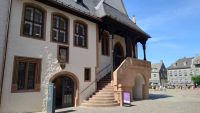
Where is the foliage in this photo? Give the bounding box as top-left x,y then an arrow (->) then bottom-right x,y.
192,75 -> 200,85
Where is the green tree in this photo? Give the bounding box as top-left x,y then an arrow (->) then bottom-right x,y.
192,75 -> 200,86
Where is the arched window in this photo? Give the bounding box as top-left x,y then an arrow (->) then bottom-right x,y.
22,4 -> 45,39
74,20 -> 88,48
101,31 -> 109,56
52,14 -> 69,44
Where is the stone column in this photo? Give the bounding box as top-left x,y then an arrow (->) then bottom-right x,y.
142,42 -> 146,61
143,84 -> 149,99
132,40 -> 137,59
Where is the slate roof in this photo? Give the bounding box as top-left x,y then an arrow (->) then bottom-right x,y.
168,57 -> 194,70
193,56 -> 200,65
97,3 -> 150,38
46,0 -> 150,38
152,62 -> 162,73
50,0 -> 99,17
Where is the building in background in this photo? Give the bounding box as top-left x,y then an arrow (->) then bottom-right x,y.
192,56 -> 200,76
150,60 -> 167,86
167,57 -> 194,86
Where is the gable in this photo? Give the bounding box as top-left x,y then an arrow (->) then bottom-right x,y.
104,0 -> 128,15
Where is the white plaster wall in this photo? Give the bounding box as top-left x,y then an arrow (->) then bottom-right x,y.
0,0 -> 9,94
1,0 -> 97,112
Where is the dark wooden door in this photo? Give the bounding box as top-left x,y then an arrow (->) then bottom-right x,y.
62,77 -> 74,107
113,43 -> 124,70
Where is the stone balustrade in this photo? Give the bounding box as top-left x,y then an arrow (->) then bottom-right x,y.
112,57 -> 151,106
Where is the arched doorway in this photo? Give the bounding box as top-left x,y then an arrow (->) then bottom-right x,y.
133,75 -> 145,100
113,43 -> 124,70
53,76 -> 74,108
50,72 -> 79,109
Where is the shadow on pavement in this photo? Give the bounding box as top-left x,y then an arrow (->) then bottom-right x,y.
149,93 -> 173,100
56,110 -> 76,113
123,103 -> 136,107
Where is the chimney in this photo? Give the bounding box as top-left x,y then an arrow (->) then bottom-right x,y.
132,16 -> 136,24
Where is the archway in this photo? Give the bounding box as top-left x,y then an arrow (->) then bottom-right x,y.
50,72 -> 79,109
133,75 -> 145,100
113,43 -> 124,70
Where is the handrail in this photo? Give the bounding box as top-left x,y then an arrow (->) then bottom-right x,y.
80,64 -> 111,95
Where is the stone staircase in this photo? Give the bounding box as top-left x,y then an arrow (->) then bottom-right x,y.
81,74 -> 119,107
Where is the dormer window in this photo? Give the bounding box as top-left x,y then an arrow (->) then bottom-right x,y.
76,0 -> 83,4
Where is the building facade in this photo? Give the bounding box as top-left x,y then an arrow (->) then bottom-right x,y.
192,56 -> 200,76
0,0 -> 151,112
167,57 -> 194,86
150,60 -> 167,86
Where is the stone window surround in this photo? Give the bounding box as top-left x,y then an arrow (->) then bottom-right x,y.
11,56 -> 41,93
20,3 -> 47,41
84,67 -> 91,82
51,12 -> 70,45
21,2 -> 90,49
73,20 -> 88,49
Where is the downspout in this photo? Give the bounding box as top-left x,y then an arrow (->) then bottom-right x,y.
0,0 -> 13,104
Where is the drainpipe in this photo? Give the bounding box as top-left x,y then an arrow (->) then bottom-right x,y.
0,0 -> 13,104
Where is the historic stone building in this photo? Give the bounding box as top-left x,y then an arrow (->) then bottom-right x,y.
167,57 -> 194,85
0,0 -> 151,112
150,60 -> 167,86
192,56 -> 200,76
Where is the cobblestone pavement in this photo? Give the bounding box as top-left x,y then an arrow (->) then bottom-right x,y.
55,89 -> 200,113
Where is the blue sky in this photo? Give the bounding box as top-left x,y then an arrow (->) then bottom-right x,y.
124,0 -> 200,67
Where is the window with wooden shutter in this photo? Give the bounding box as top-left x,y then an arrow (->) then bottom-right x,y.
12,56 -> 41,93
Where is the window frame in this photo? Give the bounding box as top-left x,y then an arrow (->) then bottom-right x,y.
73,20 -> 88,49
84,68 -> 91,82
11,56 -> 41,93
51,13 -> 70,45
101,31 -> 110,56
20,3 -> 46,40
57,45 -> 69,63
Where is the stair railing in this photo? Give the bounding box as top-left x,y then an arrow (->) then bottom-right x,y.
79,64 -> 112,95
96,64 -> 112,81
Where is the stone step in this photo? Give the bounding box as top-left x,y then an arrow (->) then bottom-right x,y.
96,91 -> 114,95
82,102 -> 119,107
84,100 -> 117,103
97,85 -> 112,89
93,94 -> 114,98
90,96 -> 115,100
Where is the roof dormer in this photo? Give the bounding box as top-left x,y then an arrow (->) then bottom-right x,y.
75,0 -> 83,4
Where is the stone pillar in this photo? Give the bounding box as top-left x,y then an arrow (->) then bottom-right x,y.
143,85 -> 149,99
142,42 -> 146,61
132,40 -> 137,59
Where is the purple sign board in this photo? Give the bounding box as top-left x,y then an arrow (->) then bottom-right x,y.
123,91 -> 131,104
